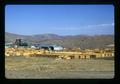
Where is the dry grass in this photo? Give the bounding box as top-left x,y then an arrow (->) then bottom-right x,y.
5,56 -> 114,79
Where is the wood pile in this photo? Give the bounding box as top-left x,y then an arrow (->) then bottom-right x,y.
5,47 -> 114,59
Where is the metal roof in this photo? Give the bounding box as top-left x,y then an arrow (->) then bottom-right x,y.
33,44 -> 63,47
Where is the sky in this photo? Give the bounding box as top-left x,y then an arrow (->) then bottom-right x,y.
5,5 -> 114,36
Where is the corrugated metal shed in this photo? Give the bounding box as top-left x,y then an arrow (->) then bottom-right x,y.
32,44 -> 63,51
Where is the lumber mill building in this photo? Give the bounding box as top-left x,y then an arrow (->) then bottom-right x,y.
31,43 -> 64,51
5,38 -> 64,51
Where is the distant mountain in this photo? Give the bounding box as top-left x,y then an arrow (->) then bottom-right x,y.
31,33 -> 63,40
5,32 -> 63,43
5,32 -> 31,43
5,32 -> 114,49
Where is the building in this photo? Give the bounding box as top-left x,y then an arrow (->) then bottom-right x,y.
5,43 -> 13,48
31,44 -> 63,51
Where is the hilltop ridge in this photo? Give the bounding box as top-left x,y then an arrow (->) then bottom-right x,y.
5,32 -> 114,49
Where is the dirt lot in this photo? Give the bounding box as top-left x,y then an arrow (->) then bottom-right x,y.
5,56 -> 114,79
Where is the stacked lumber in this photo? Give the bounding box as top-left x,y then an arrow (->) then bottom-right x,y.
5,47 -> 114,59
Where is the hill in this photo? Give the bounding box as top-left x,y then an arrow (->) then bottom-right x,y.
5,32 -> 114,49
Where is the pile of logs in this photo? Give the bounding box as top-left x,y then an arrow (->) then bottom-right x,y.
5,48 -> 114,59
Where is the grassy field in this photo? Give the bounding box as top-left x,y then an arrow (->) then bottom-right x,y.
5,56 -> 114,79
